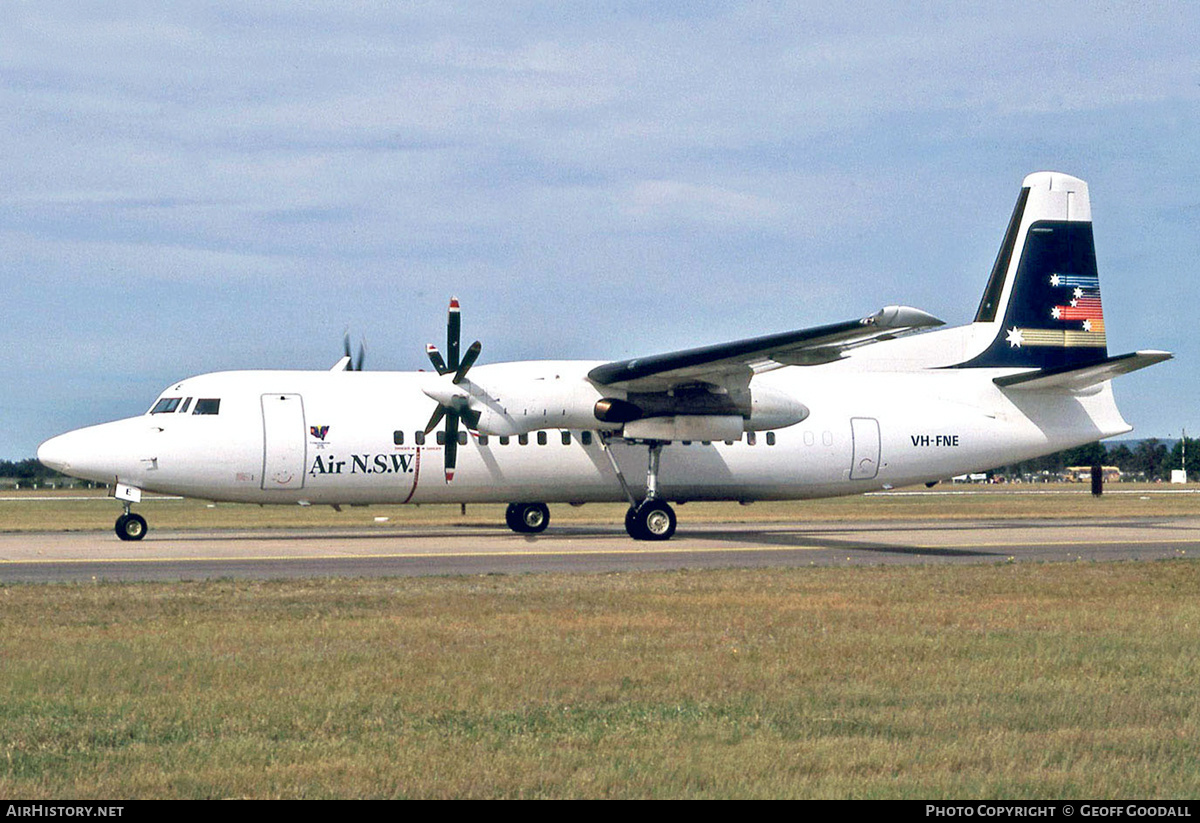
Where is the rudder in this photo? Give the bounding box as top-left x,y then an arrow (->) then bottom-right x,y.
961,172 -> 1109,370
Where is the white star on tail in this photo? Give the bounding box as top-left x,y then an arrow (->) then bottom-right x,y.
1006,327 -> 1024,348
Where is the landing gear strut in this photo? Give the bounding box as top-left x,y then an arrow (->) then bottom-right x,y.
115,504 -> 148,541
506,502 -> 550,534
625,440 -> 676,541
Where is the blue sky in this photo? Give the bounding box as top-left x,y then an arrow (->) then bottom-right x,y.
3,2 -> 1197,458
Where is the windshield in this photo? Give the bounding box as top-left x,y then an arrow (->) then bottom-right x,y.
149,397 -> 181,414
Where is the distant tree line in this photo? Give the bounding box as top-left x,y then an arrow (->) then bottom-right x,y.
0,459 -> 65,481
994,437 -> 1198,481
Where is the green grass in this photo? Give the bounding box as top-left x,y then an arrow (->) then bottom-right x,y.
2,483 -> 1198,532
4,562 -> 1200,798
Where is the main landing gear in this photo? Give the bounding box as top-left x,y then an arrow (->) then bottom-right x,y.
623,440 -> 676,541
503,439 -> 678,541
506,502 -> 550,534
625,497 -> 676,541
115,506 -> 148,541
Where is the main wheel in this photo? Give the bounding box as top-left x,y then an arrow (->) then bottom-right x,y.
506,502 -> 550,534
505,503 -> 521,531
626,499 -> 676,541
115,512 -> 148,541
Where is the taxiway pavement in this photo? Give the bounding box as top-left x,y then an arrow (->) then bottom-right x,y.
1,516 -> 1197,582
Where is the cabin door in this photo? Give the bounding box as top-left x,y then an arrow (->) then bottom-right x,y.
850,417 -> 880,480
261,393 -> 307,490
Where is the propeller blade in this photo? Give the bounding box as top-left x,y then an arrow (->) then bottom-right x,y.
423,405 -> 446,434
355,341 -> 366,371
447,297 -> 461,373
426,344 -> 448,375
444,410 -> 459,482
453,341 -> 482,384
343,330 -> 352,360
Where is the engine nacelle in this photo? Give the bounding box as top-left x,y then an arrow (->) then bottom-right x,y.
623,415 -> 744,442
746,385 -> 809,431
430,363 -> 809,438
593,383 -> 808,433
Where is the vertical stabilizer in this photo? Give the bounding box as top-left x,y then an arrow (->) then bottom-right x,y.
961,172 -> 1108,369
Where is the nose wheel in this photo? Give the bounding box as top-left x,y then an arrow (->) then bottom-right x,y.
115,511 -> 148,541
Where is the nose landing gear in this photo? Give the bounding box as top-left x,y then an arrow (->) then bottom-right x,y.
115,507 -> 148,541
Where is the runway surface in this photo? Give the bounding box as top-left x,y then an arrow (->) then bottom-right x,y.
2,516 -> 1198,582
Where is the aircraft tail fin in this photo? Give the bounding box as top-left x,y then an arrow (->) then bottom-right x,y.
961,172 -> 1111,370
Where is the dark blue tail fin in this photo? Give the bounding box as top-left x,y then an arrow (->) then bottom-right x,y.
961,172 -> 1109,370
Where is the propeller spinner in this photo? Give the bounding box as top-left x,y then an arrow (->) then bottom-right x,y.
423,298 -> 482,482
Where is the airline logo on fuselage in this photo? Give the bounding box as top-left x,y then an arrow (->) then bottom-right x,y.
309,453 -> 417,476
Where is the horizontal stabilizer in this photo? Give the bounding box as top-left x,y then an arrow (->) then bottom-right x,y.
994,350 -> 1172,391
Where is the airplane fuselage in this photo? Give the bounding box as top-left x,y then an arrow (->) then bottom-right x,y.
39,355 -> 1127,507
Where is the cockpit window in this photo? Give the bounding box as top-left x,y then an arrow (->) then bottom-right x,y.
193,399 -> 221,415
150,397 -> 182,414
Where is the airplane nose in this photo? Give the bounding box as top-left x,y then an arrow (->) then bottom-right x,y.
37,433 -> 73,473
37,419 -> 151,483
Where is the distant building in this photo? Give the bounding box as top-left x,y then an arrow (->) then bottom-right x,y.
1064,466 -> 1122,482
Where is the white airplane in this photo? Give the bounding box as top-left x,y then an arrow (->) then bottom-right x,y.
38,172 -> 1171,542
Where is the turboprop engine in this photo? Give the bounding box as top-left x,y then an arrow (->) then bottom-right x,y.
418,299 -> 807,452
424,366 -> 808,441
593,383 -> 808,441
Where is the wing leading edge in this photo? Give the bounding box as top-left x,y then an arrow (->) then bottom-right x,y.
587,305 -> 943,392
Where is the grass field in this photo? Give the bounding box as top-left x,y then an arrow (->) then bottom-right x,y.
3,487 -> 1199,798
2,483 -> 1199,532
3,561 -> 1200,798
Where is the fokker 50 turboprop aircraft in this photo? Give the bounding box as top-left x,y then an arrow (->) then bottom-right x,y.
39,172 -> 1172,541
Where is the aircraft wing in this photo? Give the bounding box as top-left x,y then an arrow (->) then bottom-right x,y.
588,305 -> 943,392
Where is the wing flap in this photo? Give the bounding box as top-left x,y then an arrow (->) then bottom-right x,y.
588,305 -> 943,391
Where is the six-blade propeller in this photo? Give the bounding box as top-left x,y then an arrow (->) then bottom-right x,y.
423,298 -> 482,482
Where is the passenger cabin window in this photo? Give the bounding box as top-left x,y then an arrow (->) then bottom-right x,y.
150,398 -> 181,414
581,431 -> 593,446
193,399 -> 221,415
394,431 -> 404,445
537,432 -> 547,446
415,431 -> 426,446
500,436 -> 510,446
561,431 -> 571,446
766,432 -> 776,446
519,434 -> 529,446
